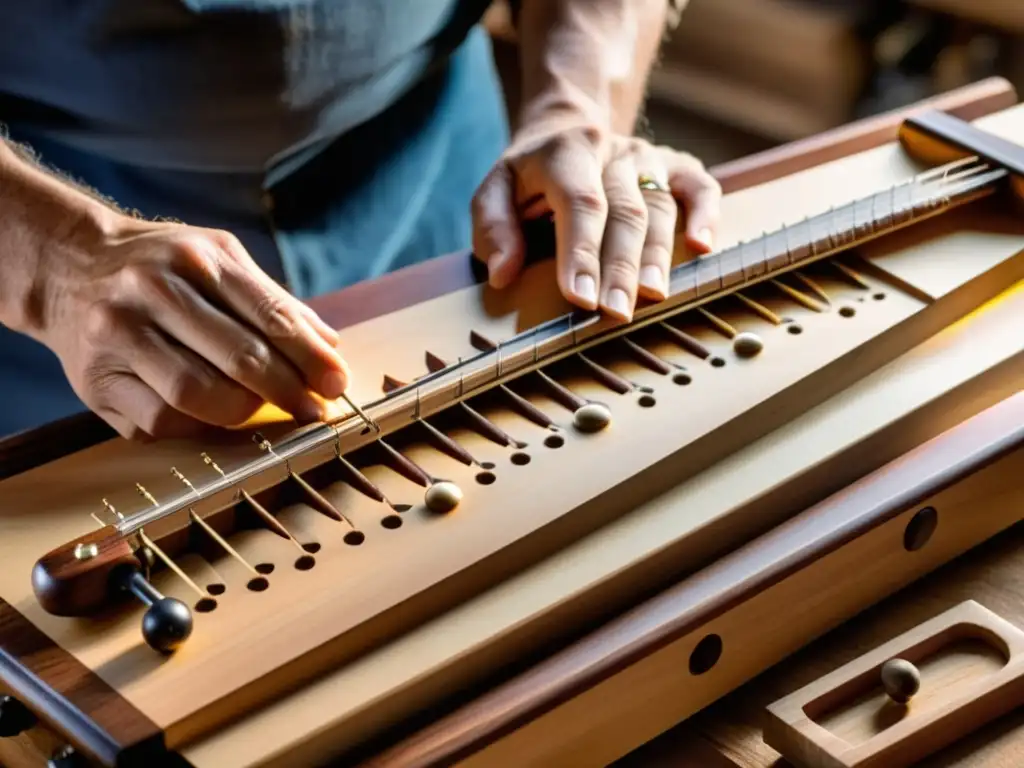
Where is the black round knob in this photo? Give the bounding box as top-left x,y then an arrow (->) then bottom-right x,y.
142,597 -> 193,653
0,695 -> 36,737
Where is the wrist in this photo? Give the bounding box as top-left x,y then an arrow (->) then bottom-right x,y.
515,0 -> 667,138
0,140 -> 120,337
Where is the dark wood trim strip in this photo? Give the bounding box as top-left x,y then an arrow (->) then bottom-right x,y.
0,599 -> 165,767
357,391 -> 1024,767
708,76 -> 1017,194
0,78 -> 1015,482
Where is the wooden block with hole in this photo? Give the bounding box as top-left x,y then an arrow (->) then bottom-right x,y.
763,600 -> 1024,768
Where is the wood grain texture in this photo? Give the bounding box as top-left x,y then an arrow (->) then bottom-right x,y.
355,392 -> 1024,767
628,522 -> 1024,768
0,78 -> 1014,483
0,598 -> 164,767
0,83 -> 1019,768
763,600 -> 1024,767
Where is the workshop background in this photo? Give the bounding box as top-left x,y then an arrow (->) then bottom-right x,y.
484,0 -> 1024,165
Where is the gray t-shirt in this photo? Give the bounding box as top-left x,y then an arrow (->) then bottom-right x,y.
0,0 -> 489,177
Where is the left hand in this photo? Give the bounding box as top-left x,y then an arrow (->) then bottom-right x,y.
471,117 -> 721,322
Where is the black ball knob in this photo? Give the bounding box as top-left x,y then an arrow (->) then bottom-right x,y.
142,597 -> 193,653
0,695 -> 36,737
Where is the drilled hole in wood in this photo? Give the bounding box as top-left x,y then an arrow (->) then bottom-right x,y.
710,357 -> 726,368
481,461 -> 496,470
302,542 -> 321,553
381,514 -> 403,529
344,531 -> 365,546
544,434 -> 564,449
903,507 -> 937,552
788,324 -> 803,335
839,306 -> 856,318
873,292 -> 886,300
206,583 -> 226,596
195,598 -> 218,613
294,555 -> 316,570
247,577 -> 270,592
393,503 -> 413,513
672,373 -> 692,386
638,394 -> 656,408
689,634 -> 722,675
511,452 -> 531,465
476,471 -> 497,485
255,563 -> 274,575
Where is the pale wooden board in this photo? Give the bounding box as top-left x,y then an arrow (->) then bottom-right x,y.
0,106 -> 1021,764
763,601 -> 1024,768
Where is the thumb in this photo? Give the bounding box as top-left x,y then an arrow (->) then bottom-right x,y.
471,164 -> 525,289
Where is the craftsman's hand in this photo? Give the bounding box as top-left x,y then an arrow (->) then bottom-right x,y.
471,119 -> 721,323
33,217 -> 349,441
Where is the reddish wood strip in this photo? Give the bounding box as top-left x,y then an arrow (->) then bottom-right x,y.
0,599 -> 165,767
355,392 -> 1024,767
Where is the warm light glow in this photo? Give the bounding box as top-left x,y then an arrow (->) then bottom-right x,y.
949,278 -> 1024,327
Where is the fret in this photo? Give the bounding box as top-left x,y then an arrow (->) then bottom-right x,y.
695,254 -> 722,297
114,158 -> 1006,534
764,229 -> 790,271
669,259 -> 699,303
718,247 -> 745,290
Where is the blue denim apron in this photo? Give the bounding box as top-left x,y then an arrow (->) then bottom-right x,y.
0,26 -> 508,438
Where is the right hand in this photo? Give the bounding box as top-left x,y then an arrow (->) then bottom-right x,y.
34,215 -> 350,441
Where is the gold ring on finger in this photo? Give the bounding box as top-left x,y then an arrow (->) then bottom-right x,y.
638,174 -> 671,193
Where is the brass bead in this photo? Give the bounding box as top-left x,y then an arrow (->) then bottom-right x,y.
573,403 -> 612,433
732,331 -> 764,358
424,481 -> 463,514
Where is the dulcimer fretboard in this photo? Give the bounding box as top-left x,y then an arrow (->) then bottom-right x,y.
117,156 -> 1007,534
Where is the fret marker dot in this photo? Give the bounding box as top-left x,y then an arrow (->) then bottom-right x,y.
732,332 -> 764,358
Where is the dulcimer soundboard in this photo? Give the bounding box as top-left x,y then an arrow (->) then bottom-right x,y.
0,80 -> 1021,768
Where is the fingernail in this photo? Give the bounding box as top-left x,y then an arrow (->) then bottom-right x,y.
574,273 -> 598,306
695,227 -> 713,251
604,288 -> 631,320
321,369 -> 348,399
639,265 -> 665,297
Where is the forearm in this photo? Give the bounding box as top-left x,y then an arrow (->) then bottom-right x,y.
0,136 -> 113,335
516,0 -> 670,136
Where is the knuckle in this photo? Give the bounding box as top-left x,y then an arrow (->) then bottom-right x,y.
225,339 -> 273,380
567,188 -> 607,216
168,234 -> 222,282
253,294 -> 295,338
607,201 -> 648,232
